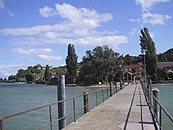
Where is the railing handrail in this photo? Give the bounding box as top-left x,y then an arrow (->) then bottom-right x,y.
141,81 -> 173,129
0,87 -> 111,120
0,83 -> 124,130
151,92 -> 173,124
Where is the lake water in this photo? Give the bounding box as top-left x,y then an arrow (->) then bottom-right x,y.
155,84 -> 173,130
0,83 -> 107,130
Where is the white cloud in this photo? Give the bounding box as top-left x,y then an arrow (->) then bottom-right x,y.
0,3 -> 128,48
74,35 -> 128,50
7,10 -> 15,16
0,3 -> 113,36
142,12 -> 171,25
11,48 -> 52,55
55,3 -> 113,29
39,6 -> 57,18
135,0 -> 171,11
38,54 -> 63,61
0,0 -> 5,9
129,28 -> 139,36
129,18 -> 140,23
45,32 -> 57,39
0,65 -> 28,78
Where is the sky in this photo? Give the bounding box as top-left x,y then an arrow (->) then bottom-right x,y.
0,0 -> 173,78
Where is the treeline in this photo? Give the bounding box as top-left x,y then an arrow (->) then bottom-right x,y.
158,48 -> 173,62
65,28 -> 173,84
5,64 -> 67,84
2,45 -> 172,85
8,64 -> 42,83
65,44 -> 144,85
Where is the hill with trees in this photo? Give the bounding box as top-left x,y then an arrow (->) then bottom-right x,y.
6,64 -> 67,84
158,48 -> 173,62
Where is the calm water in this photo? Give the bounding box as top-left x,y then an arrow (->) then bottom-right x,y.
0,83 -> 105,130
155,84 -> 173,130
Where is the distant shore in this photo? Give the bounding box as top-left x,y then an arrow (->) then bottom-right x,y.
85,83 -> 110,88
66,83 -> 110,88
153,83 -> 173,87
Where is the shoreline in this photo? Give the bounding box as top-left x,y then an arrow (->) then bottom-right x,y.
85,83 -> 110,88
152,83 -> 173,87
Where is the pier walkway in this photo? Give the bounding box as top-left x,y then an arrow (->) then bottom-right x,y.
63,82 -> 156,130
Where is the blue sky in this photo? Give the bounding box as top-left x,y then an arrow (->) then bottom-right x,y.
0,0 -> 173,78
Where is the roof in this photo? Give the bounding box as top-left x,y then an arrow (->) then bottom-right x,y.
158,62 -> 173,69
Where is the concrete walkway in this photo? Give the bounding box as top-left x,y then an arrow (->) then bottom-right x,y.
63,83 -> 156,130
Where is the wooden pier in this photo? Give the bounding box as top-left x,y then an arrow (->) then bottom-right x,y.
63,83 -> 156,130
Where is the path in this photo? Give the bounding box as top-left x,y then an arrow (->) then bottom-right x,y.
63,82 -> 156,130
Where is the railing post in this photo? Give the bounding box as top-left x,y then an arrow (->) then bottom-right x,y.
115,82 -> 118,93
49,105 -> 53,130
83,92 -> 89,114
120,80 -> 123,90
96,91 -> 98,106
148,84 -> 152,106
146,79 -> 151,103
57,75 -> 66,130
72,98 -> 76,122
0,117 -> 3,130
159,105 -> 162,128
109,81 -> 113,97
152,88 -> 160,122
102,89 -> 104,102
107,87 -> 109,99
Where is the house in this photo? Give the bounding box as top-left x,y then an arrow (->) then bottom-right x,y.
158,62 -> 173,70
49,72 -> 66,79
49,72 -> 59,79
125,64 -> 143,75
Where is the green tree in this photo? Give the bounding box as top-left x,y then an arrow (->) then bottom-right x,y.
79,45 -> 121,85
66,44 -> 78,83
25,73 -> 34,83
16,69 -> 25,78
44,65 -> 50,81
140,27 -> 158,80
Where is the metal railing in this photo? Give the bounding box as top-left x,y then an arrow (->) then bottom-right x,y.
141,81 -> 173,130
0,83 -> 124,130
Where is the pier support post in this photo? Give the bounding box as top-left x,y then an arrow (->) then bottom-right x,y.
57,75 -> 66,130
152,88 -> 160,122
83,92 -> 89,114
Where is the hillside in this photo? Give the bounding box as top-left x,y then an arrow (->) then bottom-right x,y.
158,48 -> 173,62
7,64 -> 67,83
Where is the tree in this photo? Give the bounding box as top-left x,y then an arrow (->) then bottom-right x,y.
140,27 -> 158,80
66,44 -> 78,83
16,69 -> 25,78
79,45 -> 121,85
44,65 -> 50,81
25,73 -> 34,83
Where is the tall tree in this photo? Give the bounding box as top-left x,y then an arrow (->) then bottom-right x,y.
140,27 -> 158,80
44,65 -> 50,81
66,44 -> 78,83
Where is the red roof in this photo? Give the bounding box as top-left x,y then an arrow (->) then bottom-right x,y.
125,65 -> 143,75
